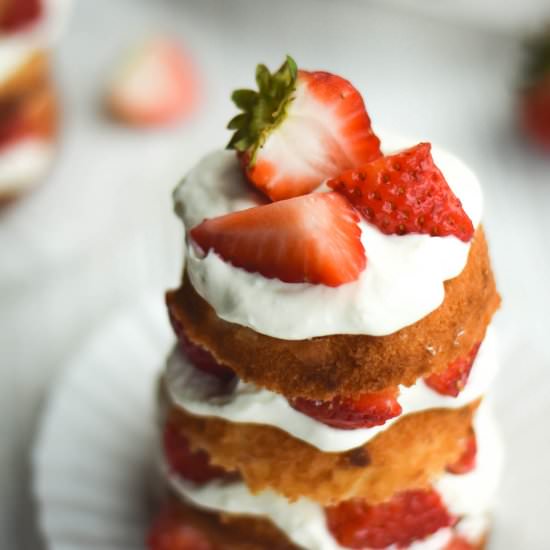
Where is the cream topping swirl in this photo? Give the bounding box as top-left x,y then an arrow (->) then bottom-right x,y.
174,135 -> 483,339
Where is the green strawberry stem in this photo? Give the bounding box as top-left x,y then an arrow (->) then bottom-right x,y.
227,55 -> 298,165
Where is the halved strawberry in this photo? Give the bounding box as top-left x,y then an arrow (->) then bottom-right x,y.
163,421 -> 237,484
424,342 -> 481,397
227,56 -> 381,201
190,192 -> 366,287
328,143 -> 474,242
107,38 -> 199,127
290,387 -> 401,430
147,503 -> 212,550
0,0 -> 42,33
326,489 -> 455,549
447,431 -> 477,475
444,536 -> 476,550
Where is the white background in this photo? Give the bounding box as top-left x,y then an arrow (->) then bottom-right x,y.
1,0 -> 550,548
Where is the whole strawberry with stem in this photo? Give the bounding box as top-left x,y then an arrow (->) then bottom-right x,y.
227,56 -> 381,201
519,24 -> 550,152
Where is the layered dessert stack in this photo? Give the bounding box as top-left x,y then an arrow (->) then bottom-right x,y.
148,57 -> 502,550
0,0 -> 68,203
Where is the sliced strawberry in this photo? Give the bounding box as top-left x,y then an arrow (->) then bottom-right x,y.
0,0 -> 42,33
444,536 -> 476,550
107,38 -> 199,127
163,421 -> 237,484
147,503 -> 213,550
328,143 -> 474,242
166,302 -> 236,383
326,489 -> 455,549
190,192 -> 366,287
227,56 -> 381,201
290,387 -> 401,430
425,342 -> 481,397
447,431 -> 477,475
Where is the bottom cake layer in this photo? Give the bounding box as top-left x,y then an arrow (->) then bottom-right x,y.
148,406 -> 501,550
148,497 -> 488,550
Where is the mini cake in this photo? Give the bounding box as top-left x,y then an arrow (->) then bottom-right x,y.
149,57 -> 502,549
0,0 -> 69,203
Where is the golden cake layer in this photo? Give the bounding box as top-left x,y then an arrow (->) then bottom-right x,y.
164,392 -> 479,505
166,227 -> 499,400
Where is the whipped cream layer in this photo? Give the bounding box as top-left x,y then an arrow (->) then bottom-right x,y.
166,326 -> 497,453
0,138 -> 55,193
166,405 -> 501,550
174,136 -> 483,339
0,0 -> 71,84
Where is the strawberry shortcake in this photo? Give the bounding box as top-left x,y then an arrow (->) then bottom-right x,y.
0,0 -> 69,203
149,57 -> 502,549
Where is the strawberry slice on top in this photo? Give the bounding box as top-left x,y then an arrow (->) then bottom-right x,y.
227,56 -> 381,201
190,192 -> 366,287
328,143 -> 474,242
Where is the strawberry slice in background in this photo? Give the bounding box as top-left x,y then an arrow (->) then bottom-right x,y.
0,0 -> 43,33
227,56 -> 381,201
290,387 -> 402,430
163,421 -> 237,484
519,24 -> 550,152
147,503 -> 213,550
190,192 -> 366,287
424,342 -> 481,397
326,489 -> 455,549
328,143 -> 474,242
107,38 -> 200,127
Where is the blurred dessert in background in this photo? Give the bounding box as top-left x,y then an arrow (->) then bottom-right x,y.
0,0 -> 69,204
148,56 -> 501,549
106,37 -> 200,127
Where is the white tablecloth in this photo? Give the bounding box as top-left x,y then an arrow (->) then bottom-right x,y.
1,0 -> 549,548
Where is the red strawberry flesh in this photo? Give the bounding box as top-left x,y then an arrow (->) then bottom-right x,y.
326,489 -> 455,549
444,536 -> 476,550
446,431 -> 477,475
425,342 -> 481,397
190,192 -> 366,287
163,421 -> 237,484
147,503 -> 213,550
227,56 -> 381,201
290,387 -> 402,430
328,143 -> 474,242
0,0 -> 42,33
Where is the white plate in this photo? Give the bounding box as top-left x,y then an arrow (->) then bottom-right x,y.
33,295 -> 173,550
30,294 -> 533,550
